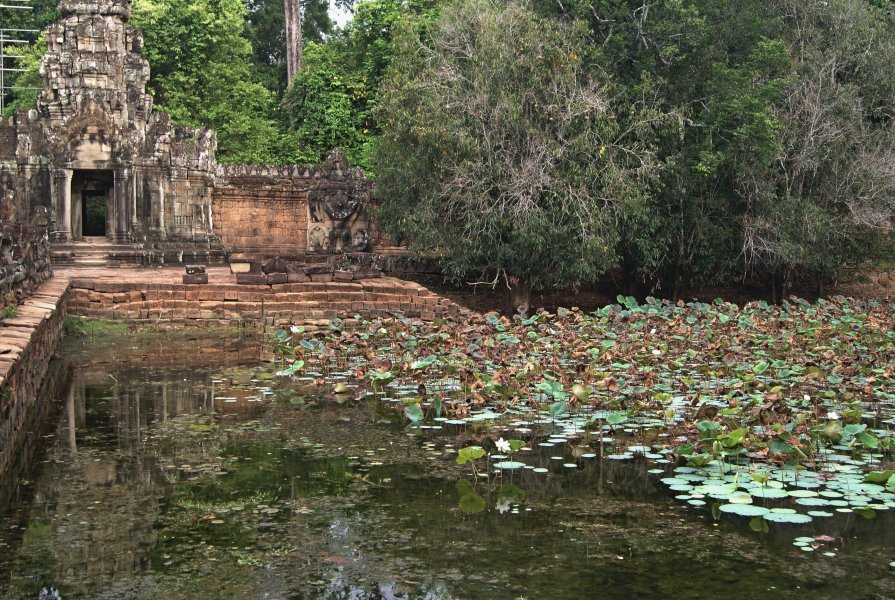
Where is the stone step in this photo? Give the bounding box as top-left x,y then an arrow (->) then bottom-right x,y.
50,249 -> 112,255
52,245 -> 140,253
51,244 -> 229,268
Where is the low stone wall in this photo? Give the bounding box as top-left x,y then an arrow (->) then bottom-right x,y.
65,277 -> 460,326
0,277 -> 69,502
212,150 -> 402,262
212,187 -> 310,251
0,222 -> 52,306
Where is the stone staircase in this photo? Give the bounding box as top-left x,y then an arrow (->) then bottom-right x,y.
51,237 -> 228,268
51,238 -> 125,267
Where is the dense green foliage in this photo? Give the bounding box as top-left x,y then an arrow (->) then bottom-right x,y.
282,0 -> 441,166
375,0 -> 895,299
1,32 -> 46,117
129,0 -> 283,163
0,0 -> 57,115
244,0 -> 341,96
3,0 -> 895,295
372,0 -> 659,308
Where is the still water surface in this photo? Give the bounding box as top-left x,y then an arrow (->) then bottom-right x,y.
1,332 -> 894,599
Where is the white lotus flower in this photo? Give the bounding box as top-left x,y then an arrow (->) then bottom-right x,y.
495,498 -> 512,514
495,437 -> 511,453
828,411 -> 840,421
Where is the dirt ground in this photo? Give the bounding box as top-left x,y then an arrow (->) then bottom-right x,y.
408,269 -> 895,314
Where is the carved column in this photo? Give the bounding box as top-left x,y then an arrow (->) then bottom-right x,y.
113,168 -> 129,243
158,178 -> 166,240
55,168 -> 73,241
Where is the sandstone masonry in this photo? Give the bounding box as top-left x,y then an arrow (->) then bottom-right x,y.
0,0 -> 386,270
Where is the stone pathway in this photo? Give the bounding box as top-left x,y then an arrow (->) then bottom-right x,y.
0,276 -> 69,482
54,265 -> 239,285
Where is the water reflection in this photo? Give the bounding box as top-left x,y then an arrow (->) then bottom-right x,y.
1,332 -> 895,599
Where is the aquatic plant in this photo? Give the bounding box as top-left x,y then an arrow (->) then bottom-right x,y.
268,295 -> 895,548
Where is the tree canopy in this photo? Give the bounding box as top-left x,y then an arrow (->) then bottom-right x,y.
372,0 -> 895,301
372,0 -> 660,309
2,0 -> 895,298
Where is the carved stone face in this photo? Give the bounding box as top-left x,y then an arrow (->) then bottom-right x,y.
324,192 -> 360,222
322,149 -> 349,179
30,206 -> 49,228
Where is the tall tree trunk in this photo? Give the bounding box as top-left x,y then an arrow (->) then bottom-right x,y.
285,0 -> 303,87
506,277 -> 532,317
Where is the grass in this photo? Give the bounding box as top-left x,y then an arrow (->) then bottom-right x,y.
63,317 -> 130,337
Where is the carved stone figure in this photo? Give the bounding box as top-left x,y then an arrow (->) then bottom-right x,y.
305,149 -> 372,254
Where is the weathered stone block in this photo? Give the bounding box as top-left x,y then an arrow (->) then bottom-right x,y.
182,273 -> 209,285
262,257 -> 288,274
185,264 -> 206,275
237,273 -> 268,285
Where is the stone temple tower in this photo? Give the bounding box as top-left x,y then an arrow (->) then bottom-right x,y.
0,0 -> 218,245
40,0 -> 152,133
0,0 -> 374,264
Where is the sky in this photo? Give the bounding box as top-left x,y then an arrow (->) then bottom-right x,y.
329,1 -> 353,28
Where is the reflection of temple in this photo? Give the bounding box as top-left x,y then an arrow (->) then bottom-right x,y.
0,0 -> 384,266
0,335 -> 267,597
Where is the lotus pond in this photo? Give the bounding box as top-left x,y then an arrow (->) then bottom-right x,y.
2,296 -> 895,599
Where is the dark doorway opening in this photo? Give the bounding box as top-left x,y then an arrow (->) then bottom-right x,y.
71,170 -> 113,239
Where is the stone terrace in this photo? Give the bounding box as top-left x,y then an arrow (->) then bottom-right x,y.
58,266 -> 461,327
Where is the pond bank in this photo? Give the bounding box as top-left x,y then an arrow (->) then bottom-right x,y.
0,276 -> 69,504
60,265 -> 462,327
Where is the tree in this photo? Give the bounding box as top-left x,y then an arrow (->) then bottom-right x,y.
740,0 -> 895,298
244,0 -> 346,96
284,0 -> 303,84
130,0 -> 281,163
1,32 -> 46,117
281,0 -> 441,168
281,41 -> 366,165
372,0 -> 660,311
538,0 -> 790,297
0,0 -> 58,114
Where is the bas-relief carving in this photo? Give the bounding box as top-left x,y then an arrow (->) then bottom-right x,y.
306,149 -> 371,254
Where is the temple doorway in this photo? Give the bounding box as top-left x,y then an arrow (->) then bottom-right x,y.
71,169 -> 113,239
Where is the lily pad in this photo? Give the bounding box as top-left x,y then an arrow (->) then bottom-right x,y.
719,504 -> 770,517
493,461 -> 527,470
762,512 -> 813,524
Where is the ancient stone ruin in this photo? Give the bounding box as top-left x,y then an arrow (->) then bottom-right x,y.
0,0 -> 382,269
